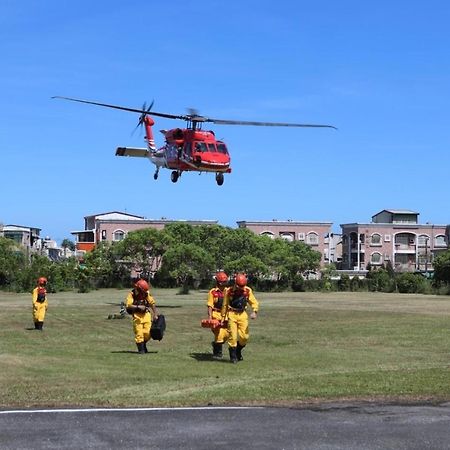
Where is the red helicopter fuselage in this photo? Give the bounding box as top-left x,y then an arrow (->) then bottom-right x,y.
139,116 -> 231,185
160,128 -> 231,173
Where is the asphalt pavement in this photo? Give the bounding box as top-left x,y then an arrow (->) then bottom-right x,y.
1,403 -> 450,449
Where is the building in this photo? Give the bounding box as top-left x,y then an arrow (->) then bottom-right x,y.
71,211 -> 218,254
236,220 -> 338,266
340,209 -> 448,272
1,224 -> 41,250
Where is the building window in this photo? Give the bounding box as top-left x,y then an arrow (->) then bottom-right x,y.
435,235 -> 446,247
298,232 -> 305,241
260,231 -> 274,239
113,229 -> 125,241
384,234 -> 391,242
306,232 -> 319,245
4,232 -> 24,244
77,231 -> 94,243
370,233 -> 381,245
280,232 -> 294,242
101,230 -> 107,240
396,254 -> 409,264
371,252 -> 382,265
418,235 -> 429,247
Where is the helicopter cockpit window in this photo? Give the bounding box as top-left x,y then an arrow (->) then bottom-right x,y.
207,143 -> 216,152
195,142 -> 208,153
217,143 -> 229,155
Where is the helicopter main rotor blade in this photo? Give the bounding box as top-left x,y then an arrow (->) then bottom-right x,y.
53,96 -> 336,129
52,96 -> 184,121
206,118 -> 337,129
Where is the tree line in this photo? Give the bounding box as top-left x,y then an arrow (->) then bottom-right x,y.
0,223 -> 321,292
2,223 -> 450,294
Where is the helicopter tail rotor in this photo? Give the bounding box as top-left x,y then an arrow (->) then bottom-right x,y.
132,101 -> 154,135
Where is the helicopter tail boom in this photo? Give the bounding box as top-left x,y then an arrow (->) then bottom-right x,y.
115,147 -> 149,158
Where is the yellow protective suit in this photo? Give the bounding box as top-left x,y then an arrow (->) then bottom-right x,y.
207,286 -> 229,344
126,289 -> 157,345
32,287 -> 48,330
222,285 -> 259,349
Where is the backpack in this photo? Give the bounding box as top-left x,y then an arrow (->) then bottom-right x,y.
150,314 -> 166,341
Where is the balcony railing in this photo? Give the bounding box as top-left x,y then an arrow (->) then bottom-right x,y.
394,244 -> 416,253
394,263 -> 416,272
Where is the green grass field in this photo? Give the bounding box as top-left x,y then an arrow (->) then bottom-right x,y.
1,289 -> 449,408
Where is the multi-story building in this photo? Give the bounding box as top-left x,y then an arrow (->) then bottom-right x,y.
71,211 -> 218,253
1,224 -> 41,250
236,220 -> 339,266
340,209 -> 448,272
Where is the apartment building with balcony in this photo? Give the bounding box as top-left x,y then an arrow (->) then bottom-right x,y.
340,209 -> 448,272
71,211 -> 218,253
1,224 -> 41,250
236,220 -> 340,266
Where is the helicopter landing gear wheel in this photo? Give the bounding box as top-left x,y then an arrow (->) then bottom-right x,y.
154,168 -> 159,180
215,172 -> 224,186
171,171 -> 179,183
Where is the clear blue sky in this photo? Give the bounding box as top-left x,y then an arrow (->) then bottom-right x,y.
1,1 -> 449,243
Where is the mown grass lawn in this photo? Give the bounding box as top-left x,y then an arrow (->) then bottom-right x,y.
0,289 -> 449,408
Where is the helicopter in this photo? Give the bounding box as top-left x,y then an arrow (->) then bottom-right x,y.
53,96 -> 336,186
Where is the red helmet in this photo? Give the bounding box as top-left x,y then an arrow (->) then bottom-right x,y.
215,271 -> 228,284
135,279 -> 149,292
235,273 -> 247,287
38,277 -> 47,285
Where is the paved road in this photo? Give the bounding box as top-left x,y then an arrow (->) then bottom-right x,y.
1,403 -> 450,449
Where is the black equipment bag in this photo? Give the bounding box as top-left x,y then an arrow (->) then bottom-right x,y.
150,314 -> 166,341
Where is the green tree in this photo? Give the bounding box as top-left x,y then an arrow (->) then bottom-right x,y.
0,237 -> 27,289
264,238 -> 292,282
162,223 -> 202,246
224,254 -> 268,279
61,238 -> 76,254
433,250 -> 450,286
161,243 -> 214,294
195,224 -> 233,269
221,228 -> 267,265
287,241 -> 322,276
116,227 -> 172,279
83,242 -> 127,288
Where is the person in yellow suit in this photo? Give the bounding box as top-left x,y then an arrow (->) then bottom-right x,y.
221,273 -> 259,363
126,279 -> 159,354
206,271 -> 229,359
32,277 -> 48,330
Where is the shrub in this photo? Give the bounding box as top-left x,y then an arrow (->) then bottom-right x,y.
367,269 -> 396,292
291,275 -> 305,292
338,274 -> 351,291
396,272 -> 428,294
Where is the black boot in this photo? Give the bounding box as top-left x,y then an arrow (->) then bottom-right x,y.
143,342 -> 149,353
236,343 -> 245,361
212,342 -> 223,359
229,347 -> 238,364
37,321 -> 44,331
136,342 -> 146,354
34,322 -> 39,330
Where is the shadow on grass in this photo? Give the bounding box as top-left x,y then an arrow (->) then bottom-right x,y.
190,352 -> 229,363
105,302 -> 182,309
155,305 -> 182,309
111,350 -> 158,355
